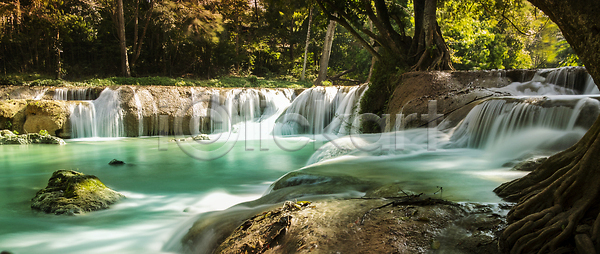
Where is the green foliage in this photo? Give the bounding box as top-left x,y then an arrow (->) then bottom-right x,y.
0,0 -> 585,83
12,130 -> 19,135
439,0 -> 579,70
0,75 -> 311,89
39,130 -> 49,136
5,120 -> 12,130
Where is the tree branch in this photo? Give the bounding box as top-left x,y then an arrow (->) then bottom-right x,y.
317,0 -> 382,60
479,0 -> 531,36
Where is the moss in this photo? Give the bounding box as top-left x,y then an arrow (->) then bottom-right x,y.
359,52 -> 408,133
64,176 -> 107,198
31,170 -> 123,215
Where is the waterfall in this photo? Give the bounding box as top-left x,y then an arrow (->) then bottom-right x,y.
132,90 -> 144,136
276,85 -> 368,135
448,96 -> 600,149
203,88 -> 294,138
494,66 -> 598,95
54,87 -> 92,100
33,88 -> 48,100
70,88 -> 124,138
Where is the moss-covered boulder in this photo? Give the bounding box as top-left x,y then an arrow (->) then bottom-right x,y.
0,130 -> 66,145
31,170 -> 124,215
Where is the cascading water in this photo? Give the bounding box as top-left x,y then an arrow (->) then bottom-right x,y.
448,96 -> 600,150
493,66 -> 598,95
70,88 -> 124,138
276,85 -> 368,135
203,88 -> 294,139
54,87 -> 92,100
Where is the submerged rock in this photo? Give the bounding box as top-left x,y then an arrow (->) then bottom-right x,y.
108,159 -> 125,165
169,134 -> 210,142
31,170 -> 124,215
512,157 -> 548,171
192,134 -> 209,141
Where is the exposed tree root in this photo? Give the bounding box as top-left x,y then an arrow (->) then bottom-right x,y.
359,192 -> 459,225
495,116 -> 600,253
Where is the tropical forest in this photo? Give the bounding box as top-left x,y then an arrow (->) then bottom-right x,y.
1,0 -> 599,253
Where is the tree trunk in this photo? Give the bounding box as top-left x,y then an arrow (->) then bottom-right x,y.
301,7 -> 313,81
366,20 -> 376,84
55,30 -> 61,79
410,0 -> 453,71
314,19 -> 336,86
495,0 -> 600,252
116,0 -> 131,77
131,0 -> 153,70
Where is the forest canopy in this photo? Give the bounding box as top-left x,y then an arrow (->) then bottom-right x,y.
0,0 -> 582,81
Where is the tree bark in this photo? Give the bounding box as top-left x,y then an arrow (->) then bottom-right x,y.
55,29 -> 61,79
410,0 -> 453,71
495,0 -> 600,252
314,19 -> 336,85
366,20 -> 376,83
116,0 -> 131,77
301,7 -> 313,81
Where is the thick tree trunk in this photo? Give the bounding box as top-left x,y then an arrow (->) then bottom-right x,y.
301,7 -> 313,81
314,19 -> 336,85
410,0 -> 453,71
116,0 -> 131,77
495,0 -> 600,252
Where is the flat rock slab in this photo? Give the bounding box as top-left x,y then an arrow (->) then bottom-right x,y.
31,170 -> 124,215
207,198 -> 508,254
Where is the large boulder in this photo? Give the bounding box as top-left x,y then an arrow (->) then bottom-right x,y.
0,99 -> 27,134
383,70 -> 540,130
23,100 -> 70,138
31,170 -> 124,215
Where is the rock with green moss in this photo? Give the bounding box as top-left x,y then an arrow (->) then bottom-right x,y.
31,170 -> 124,215
0,130 -> 66,145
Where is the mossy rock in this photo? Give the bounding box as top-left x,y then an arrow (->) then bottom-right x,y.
0,131 -> 66,145
31,170 -> 124,215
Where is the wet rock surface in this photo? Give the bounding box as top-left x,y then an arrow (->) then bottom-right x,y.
0,130 -> 66,145
190,197 -> 509,254
108,159 -> 125,165
511,157 -> 548,171
31,170 -> 124,215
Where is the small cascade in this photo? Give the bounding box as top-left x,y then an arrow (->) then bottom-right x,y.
326,85 -> 368,135
276,85 -> 368,135
33,88 -> 48,100
132,90 -> 144,136
495,66 -> 598,95
70,88 -> 124,138
134,89 -> 160,136
54,87 -> 93,100
448,96 -> 600,149
204,88 -> 294,138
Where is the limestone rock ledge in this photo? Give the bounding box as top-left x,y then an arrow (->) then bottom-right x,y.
31,170 -> 124,215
